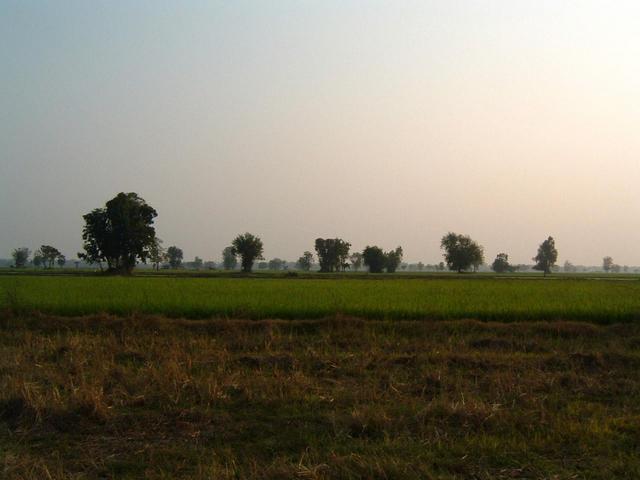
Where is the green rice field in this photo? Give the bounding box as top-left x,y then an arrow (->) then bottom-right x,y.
1,274 -> 639,322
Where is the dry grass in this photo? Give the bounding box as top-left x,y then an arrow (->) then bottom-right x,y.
1,313 -> 640,479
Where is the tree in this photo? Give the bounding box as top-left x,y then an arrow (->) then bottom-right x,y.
350,252 -> 363,272
440,233 -> 484,273
417,262 -> 424,271
296,251 -> 313,271
33,253 -> 44,268
603,256 -> 613,273
362,246 -> 386,273
491,253 -> 512,273
11,248 -> 30,268
385,247 -> 403,273
231,233 -> 264,273
35,245 -> 61,269
564,260 -> 576,273
78,192 -> 158,274
314,238 -> 351,272
268,258 -> 286,270
532,236 -> 558,276
222,246 -> 238,271
362,246 -> 403,273
192,256 -> 203,270
56,254 -> 66,268
149,237 -> 165,271
166,246 -> 183,269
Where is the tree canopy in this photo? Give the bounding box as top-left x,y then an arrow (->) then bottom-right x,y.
36,245 -> 62,269
231,233 -> 264,273
532,236 -> 558,275
314,238 -> 351,272
166,246 -> 183,269
222,246 -> 238,271
78,192 -> 158,274
362,246 -> 403,273
11,248 -> 30,268
440,233 -> 484,273
296,251 -> 313,271
491,253 -> 513,273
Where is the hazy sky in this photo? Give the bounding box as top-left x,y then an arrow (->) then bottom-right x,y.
2,1 -> 639,265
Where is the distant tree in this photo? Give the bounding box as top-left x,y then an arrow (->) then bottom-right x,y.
36,245 -> 61,269
491,253 -> 512,273
417,261 -> 425,271
192,256 -> 203,269
56,254 -> 66,268
350,252 -> 363,272
611,263 -> 621,273
314,238 -> 351,272
204,261 -> 217,270
231,233 -> 264,273
563,260 -> 576,273
440,233 -> 484,273
362,246 -> 386,273
222,246 -> 238,271
602,256 -> 613,273
74,260 -> 80,269
149,238 -> 165,271
385,247 -> 403,273
166,246 -> 183,269
532,236 -> 558,276
400,263 -> 408,271
296,251 -> 314,271
78,192 -> 158,274
33,253 -> 44,268
268,258 -> 286,270
11,248 -> 30,268
258,261 -> 268,270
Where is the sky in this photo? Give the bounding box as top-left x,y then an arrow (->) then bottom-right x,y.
2,1 -> 639,265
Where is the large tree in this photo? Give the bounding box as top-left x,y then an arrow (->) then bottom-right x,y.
166,246 -> 183,269
314,238 -> 351,272
603,256 -> 613,273
296,251 -> 313,271
440,233 -> 484,273
532,236 -> 558,276
78,192 -> 158,274
222,246 -> 238,270
11,248 -> 30,268
231,233 -> 264,273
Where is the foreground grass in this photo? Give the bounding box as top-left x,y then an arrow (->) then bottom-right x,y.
2,313 -> 640,479
2,275 -> 640,322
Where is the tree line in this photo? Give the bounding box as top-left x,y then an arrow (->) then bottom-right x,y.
10,192 -> 566,275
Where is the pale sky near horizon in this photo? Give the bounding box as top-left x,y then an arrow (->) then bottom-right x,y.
2,1 -> 639,265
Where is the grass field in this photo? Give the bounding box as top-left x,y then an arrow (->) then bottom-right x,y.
2,313 -> 640,479
1,274 -> 640,323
